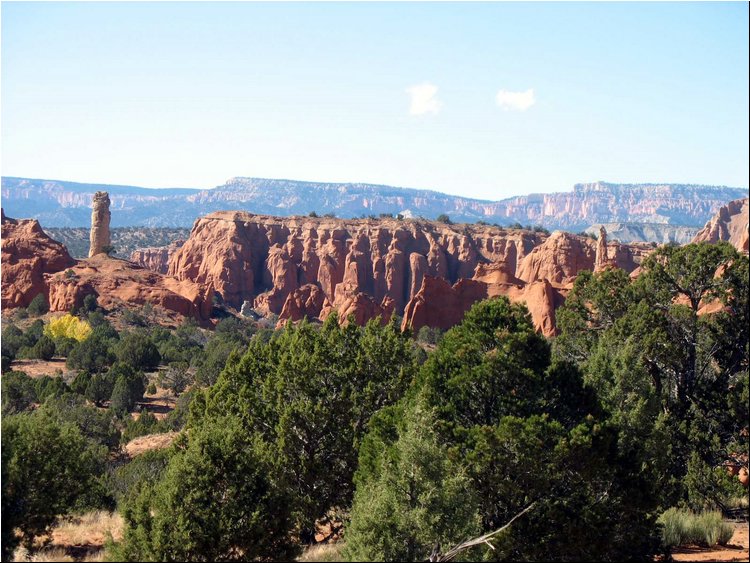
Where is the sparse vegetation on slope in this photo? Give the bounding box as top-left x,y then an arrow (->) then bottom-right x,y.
45,227 -> 190,259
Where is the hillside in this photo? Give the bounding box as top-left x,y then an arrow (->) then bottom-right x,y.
2,176 -> 745,232
46,227 -> 190,259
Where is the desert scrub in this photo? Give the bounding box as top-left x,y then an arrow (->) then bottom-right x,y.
658,508 -> 734,548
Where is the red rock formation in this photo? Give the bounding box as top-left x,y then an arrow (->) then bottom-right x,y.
168,212 -> 544,324
692,198 -> 749,254
278,284 -> 330,325
1,210 -> 75,308
401,264 -> 561,337
2,210 -> 212,322
46,254 -> 214,321
401,277 -> 489,333
130,240 -> 185,274
516,232 -> 596,286
89,191 -> 111,257
169,212 -> 651,334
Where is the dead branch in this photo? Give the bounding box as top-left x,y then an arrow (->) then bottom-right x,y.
426,502 -> 537,562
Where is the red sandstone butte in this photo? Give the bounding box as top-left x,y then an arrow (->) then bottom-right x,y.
1,209 -> 76,309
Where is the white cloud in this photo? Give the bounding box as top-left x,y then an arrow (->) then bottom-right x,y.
495,88 -> 536,111
406,83 -> 442,115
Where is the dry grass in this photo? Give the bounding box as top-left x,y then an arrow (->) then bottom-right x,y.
51,511 -> 124,547
298,543 -> 345,562
14,546 -> 75,562
124,431 -> 178,457
9,358 -> 72,379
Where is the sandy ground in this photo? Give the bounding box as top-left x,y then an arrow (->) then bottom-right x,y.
9,358 -> 73,379
136,384 -> 177,420
123,431 -> 178,457
672,522 -> 749,562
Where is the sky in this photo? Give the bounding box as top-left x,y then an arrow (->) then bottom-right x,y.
1,1 -> 748,200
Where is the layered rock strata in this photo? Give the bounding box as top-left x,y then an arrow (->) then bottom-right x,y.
168,211 -> 543,310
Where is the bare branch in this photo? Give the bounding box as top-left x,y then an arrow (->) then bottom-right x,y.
427,502 -> 537,562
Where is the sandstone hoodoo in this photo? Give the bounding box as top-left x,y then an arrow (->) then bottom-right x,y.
169,211 -> 651,335
1,209 -> 76,309
89,191 -> 111,257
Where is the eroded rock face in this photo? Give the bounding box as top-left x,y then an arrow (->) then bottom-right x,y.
89,191 -> 111,257
401,277 -> 489,333
517,232 -> 596,286
46,254 -> 214,322
169,212 -> 652,334
278,284 -> 330,325
1,210 -> 76,308
130,240 -> 185,274
692,198 -> 749,254
401,265 -> 561,337
168,212 -> 543,321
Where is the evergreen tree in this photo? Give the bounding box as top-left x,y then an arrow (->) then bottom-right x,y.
1,411 -> 106,559
113,418 -> 298,561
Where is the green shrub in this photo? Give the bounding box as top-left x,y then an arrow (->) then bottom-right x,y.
34,376 -> 69,402
1,371 -> 38,415
112,418 -> 298,561
1,411 -> 107,559
109,448 -> 171,506
27,293 -> 49,316
121,410 -> 161,444
115,332 -> 160,370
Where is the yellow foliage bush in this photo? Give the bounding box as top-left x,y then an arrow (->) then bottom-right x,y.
44,314 -> 92,342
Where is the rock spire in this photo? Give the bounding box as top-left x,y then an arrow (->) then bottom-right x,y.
89,191 -> 111,257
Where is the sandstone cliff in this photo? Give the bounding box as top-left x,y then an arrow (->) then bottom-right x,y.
169,213 -> 650,336
1,209 -> 76,309
692,198 -> 749,254
168,211 -> 544,313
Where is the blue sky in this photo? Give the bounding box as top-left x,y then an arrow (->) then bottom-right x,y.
2,1 -> 748,200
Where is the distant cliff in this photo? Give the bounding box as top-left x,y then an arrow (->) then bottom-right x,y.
583,223 -> 700,245
2,176 -> 745,232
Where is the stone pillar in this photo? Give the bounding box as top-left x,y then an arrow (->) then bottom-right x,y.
595,225 -> 608,271
89,191 -> 111,257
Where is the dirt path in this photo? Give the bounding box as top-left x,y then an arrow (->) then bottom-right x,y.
672,522 -> 749,562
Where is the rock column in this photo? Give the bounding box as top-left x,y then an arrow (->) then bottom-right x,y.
595,226 -> 608,271
89,191 -> 111,257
